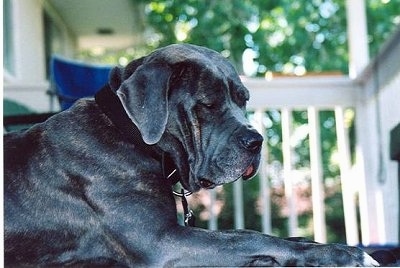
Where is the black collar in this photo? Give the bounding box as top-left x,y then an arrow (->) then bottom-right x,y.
94,84 -> 180,185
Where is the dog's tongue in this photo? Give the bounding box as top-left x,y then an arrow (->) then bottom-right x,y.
242,165 -> 254,180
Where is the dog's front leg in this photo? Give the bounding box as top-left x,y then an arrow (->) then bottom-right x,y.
155,227 -> 278,267
156,226 -> 378,267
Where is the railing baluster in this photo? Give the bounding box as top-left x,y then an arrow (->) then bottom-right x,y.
233,179 -> 245,229
335,106 -> 359,245
208,188 -> 218,230
281,108 -> 298,237
308,107 -> 327,243
253,110 -> 272,234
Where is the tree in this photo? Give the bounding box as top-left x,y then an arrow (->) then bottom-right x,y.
141,0 -> 399,75
83,0 -> 399,74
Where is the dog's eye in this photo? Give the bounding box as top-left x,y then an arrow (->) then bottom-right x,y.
230,81 -> 249,108
199,95 -> 218,110
198,90 -> 221,110
234,89 -> 249,108
201,101 -> 216,109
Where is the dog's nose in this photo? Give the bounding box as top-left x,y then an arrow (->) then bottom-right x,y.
238,129 -> 263,152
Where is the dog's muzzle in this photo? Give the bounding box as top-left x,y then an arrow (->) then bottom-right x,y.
198,128 -> 263,189
238,127 -> 263,180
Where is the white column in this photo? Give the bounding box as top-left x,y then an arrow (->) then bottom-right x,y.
355,99 -> 381,245
346,0 -> 369,79
12,0 -> 46,82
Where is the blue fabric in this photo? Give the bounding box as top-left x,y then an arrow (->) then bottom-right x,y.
51,56 -> 113,110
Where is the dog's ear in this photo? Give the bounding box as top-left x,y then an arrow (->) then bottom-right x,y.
109,67 -> 123,91
109,57 -> 145,90
115,62 -> 173,145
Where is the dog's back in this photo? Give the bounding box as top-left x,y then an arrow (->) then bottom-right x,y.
3,99 -> 171,266
4,102 -> 109,265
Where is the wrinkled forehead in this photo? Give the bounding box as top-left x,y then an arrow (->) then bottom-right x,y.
147,44 -> 249,99
193,60 -> 250,104
191,62 -> 250,108
146,44 -> 237,76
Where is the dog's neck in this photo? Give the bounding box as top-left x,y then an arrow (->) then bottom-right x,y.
94,84 -> 180,185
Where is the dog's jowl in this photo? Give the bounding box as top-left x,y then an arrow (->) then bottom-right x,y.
4,44 -> 378,267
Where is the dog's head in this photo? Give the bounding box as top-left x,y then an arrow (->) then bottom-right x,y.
110,44 -> 263,192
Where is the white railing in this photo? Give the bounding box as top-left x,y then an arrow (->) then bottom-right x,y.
196,30 -> 400,244
197,27 -> 400,247
193,75 -> 361,245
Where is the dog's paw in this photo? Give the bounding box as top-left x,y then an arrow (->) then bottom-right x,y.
291,243 -> 379,267
364,252 -> 381,266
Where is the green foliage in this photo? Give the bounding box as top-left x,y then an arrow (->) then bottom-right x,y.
140,0 -> 399,75
142,0 -> 347,74
367,0 -> 400,57
143,0 -> 253,69
83,0 -> 399,74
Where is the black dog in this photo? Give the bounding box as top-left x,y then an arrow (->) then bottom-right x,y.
4,44 -> 378,266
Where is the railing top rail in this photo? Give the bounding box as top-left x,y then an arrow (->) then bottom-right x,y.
242,75 -> 357,110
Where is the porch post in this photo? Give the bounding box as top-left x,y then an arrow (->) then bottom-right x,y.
345,0 -> 369,79
346,0 -> 378,245
390,124 -> 400,242
11,0 -> 47,82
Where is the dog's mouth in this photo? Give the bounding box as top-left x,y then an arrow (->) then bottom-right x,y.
198,163 -> 258,189
242,163 -> 257,180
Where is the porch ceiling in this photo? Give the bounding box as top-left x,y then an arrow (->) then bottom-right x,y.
46,0 -> 145,49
